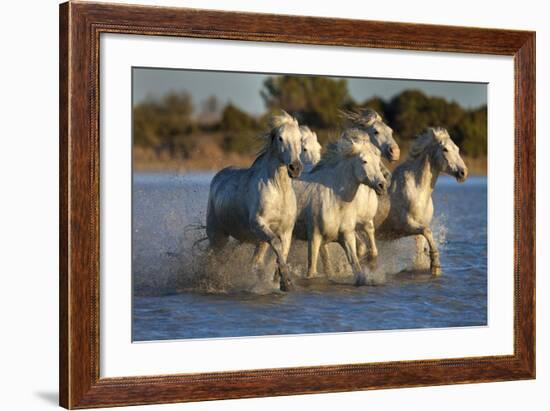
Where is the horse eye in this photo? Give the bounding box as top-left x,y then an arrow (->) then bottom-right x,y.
303,148 -> 308,152
443,147 -> 449,153
363,160 -> 367,164
374,131 -> 379,135
278,137 -> 283,142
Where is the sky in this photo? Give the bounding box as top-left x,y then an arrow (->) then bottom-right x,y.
133,67 -> 487,114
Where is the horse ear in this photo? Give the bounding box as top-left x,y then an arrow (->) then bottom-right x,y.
281,109 -> 297,125
361,109 -> 380,126
349,139 -> 364,155
430,128 -> 447,145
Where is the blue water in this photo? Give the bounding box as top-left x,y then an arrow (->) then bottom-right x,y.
132,173 -> 487,341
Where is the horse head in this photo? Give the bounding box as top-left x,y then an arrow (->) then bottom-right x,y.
411,127 -> 468,182
340,108 -> 400,162
299,125 -> 322,169
268,111 -> 304,178
340,138 -> 387,195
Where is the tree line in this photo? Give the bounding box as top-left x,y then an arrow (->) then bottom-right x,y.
133,75 -> 487,160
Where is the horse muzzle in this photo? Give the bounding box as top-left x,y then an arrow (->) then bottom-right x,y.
455,168 -> 468,183
368,179 -> 387,195
287,161 -> 303,178
387,144 -> 400,162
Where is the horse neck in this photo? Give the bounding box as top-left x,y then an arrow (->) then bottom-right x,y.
407,154 -> 440,192
256,148 -> 291,189
315,160 -> 361,202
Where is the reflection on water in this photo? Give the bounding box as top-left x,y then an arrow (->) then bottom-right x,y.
132,173 -> 487,341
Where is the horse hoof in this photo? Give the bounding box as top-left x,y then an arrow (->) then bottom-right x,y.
367,253 -> 378,262
367,260 -> 378,271
354,276 -> 367,287
431,265 -> 442,276
280,278 -> 293,292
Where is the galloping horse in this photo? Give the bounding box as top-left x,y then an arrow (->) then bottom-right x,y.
293,137 -> 387,285
375,127 -> 468,275
248,123 -> 322,277
206,111 -> 304,291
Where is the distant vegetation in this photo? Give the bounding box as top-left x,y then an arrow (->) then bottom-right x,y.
133,75 -> 487,172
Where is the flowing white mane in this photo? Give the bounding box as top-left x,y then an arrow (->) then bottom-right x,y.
339,107 -> 383,129
256,110 -> 299,159
312,132 -> 379,171
299,125 -> 316,143
408,127 -> 451,159
269,110 -> 299,129
340,127 -> 374,144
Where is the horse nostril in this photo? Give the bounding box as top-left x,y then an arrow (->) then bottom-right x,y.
289,162 -> 303,176
388,145 -> 400,159
458,170 -> 465,177
378,182 -> 385,190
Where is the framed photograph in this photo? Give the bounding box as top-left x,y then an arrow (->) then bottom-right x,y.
59,1 -> 535,408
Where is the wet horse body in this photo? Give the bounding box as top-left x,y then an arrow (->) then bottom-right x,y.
374,127 -> 468,275
293,138 -> 387,285
206,112 -> 303,291
250,124 -> 322,272
319,109 -> 400,270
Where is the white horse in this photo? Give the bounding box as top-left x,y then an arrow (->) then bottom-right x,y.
299,125 -> 322,172
331,128 -> 385,269
249,124 -> 321,271
374,127 -> 468,275
206,111 -> 304,291
293,138 -> 387,285
337,108 -> 400,261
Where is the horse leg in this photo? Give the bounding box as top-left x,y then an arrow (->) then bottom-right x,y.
249,217 -> 292,291
413,235 -> 429,269
206,204 -> 228,251
421,228 -> 441,276
251,242 -> 269,279
356,231 -> 368,259
204,229 -> 229,273
340,231 -> 366,286
278,230 -> 294,290
306,232 -> 322,279
252,242 -> 269,265
364,220 -> 378,270
206,223 -> 228,254
320,244 -> 334,277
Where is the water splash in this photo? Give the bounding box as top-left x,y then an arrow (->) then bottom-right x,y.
133,173 -> 449,295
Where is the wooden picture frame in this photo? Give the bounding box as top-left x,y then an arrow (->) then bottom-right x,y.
59,1 -> 535,408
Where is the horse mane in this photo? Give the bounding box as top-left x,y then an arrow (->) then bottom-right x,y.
299,125 -> 315,142
340,127 -> 372,143
311,131 -> 378,172
408,127 -> 450,159
339,107 -> 382,129
269,110 -> 298,129
253,110 -> 299,165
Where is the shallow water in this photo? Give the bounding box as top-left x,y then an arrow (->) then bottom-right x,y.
132,172 -> 487,341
